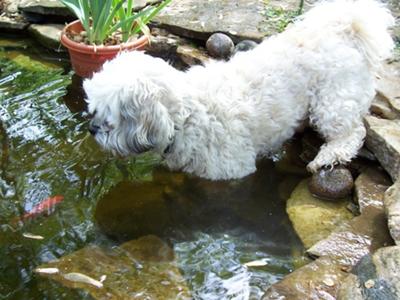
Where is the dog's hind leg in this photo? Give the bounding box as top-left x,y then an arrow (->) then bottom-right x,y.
306,73 -> 374,173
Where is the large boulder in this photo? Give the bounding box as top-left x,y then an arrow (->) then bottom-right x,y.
365,116 -> 400,181
153,0 -> 301,42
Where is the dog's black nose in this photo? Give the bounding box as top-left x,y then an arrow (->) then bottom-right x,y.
88,124 -> 100,135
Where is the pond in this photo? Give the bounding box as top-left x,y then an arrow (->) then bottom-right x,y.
0,36 -> 308,300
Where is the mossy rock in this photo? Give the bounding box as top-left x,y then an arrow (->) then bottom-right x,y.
35,235 -> 191,300
286,179 -> 353,248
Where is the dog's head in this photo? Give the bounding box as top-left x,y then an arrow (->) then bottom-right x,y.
83,51 -> 176,157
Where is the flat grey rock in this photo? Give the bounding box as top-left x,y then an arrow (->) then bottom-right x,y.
153,0 -> 301,42
0,15 -> 28,32
28,24 -> 65,52
18,0 -> 73,17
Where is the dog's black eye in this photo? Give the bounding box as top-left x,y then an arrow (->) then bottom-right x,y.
104,120 -> 114,130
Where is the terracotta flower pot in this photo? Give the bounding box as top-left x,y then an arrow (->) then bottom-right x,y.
60,20 -> 149,78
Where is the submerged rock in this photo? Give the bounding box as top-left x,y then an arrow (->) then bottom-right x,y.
35,235 -> 191,299
365,116 -> 400,181
206,33 -> 234,59
286,180 -> 353,248
384,180 -> 400,245
308,166 -> 354,200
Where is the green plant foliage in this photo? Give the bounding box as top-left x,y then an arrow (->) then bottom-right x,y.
59,0 -> 172,45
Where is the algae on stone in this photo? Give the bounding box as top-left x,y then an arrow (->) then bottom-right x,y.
286,179 -> 353,248
35,235 -> 191,300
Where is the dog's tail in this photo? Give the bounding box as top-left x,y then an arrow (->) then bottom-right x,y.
299,0 -> 395,68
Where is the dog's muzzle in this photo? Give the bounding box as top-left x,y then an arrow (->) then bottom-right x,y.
88,123 -> 100,135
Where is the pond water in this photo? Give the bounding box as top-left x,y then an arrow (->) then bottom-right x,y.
0,36 -> 308,299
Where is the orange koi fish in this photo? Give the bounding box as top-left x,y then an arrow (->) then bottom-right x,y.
13,195 -> 64,224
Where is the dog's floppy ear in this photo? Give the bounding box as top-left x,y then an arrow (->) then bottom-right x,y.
121,79 -> 175,153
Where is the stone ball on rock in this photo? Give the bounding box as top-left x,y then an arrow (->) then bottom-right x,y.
308,166 -> 354,200
206,33 -> 234,59
233,40 -> 258,54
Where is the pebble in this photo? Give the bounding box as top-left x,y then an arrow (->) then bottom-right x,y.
233,40 -> 258,54
323,278 -> 335,287
308,166 -> 354,200
364,279 -> 375,289
206,33 -> 234,59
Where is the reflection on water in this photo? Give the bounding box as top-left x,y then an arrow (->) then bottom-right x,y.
0,36 -> 307,299
95,160 -> 306,299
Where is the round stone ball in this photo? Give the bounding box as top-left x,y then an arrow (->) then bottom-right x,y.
308,166 -> 354,201
206,33 -> 234,59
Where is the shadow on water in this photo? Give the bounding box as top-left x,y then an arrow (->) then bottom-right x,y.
0,36 -> 308,299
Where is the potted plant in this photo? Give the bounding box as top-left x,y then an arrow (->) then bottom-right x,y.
59,0 -> 172,78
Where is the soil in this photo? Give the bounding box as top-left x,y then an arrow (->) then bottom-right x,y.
66,29 -> 139,46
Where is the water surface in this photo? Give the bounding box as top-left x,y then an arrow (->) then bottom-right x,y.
0,36 -> 307,300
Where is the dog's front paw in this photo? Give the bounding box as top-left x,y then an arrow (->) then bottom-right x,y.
307,158 -> 338,174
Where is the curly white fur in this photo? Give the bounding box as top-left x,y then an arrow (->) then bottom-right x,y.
84,0 -> 394,180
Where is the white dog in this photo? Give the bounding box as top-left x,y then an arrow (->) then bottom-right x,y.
84,0 -> 394,180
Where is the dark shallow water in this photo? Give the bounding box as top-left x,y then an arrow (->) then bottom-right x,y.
0,36 -> 307,300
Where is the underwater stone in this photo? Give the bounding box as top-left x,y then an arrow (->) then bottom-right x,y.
35,235 -> 191,299
206,33 -> 234,59
308,166 -> 354,200
286,179 -> 353,248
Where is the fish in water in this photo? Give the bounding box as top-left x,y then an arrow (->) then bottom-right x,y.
13,195 -> 64,224
63,272 -> 104,288
34,267 -> 60,274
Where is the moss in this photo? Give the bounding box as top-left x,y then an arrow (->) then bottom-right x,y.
262,1 -> 302,34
